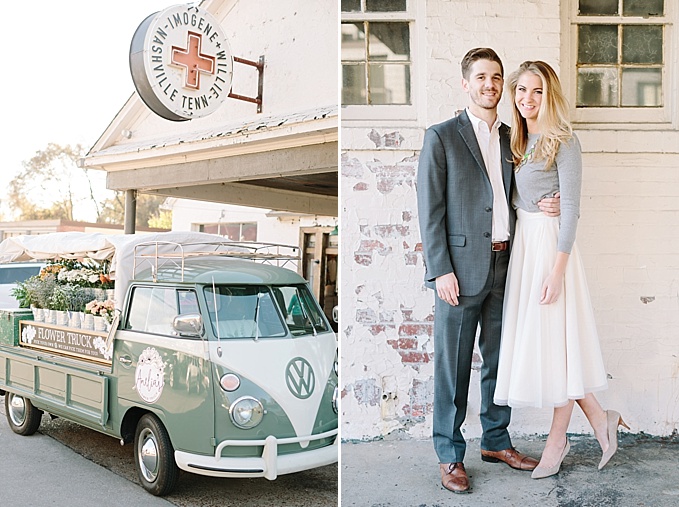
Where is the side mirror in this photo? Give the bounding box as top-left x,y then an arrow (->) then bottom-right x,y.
173,314 -> 204,337
332,305 -> 338,324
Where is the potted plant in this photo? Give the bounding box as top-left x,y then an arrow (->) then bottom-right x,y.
86,299 -> 116,332
49,286 -> 69,326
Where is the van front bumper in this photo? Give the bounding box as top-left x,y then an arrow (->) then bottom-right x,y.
174,429 -> 338,479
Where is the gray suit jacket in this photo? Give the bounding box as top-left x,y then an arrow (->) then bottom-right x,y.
417,111 -> 515,296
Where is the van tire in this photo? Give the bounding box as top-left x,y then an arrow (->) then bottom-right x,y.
134,413 -> 179,496
5,393 -> 43,436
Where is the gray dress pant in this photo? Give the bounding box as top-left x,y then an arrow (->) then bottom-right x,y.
433,249 -> 513,463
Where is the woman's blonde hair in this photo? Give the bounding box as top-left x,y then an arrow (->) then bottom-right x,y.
507,60 -> 572,170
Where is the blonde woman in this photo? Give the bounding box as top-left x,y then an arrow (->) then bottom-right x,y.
493,60 -> 627,479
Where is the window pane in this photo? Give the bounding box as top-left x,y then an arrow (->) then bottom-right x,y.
369,63 -> 411,104
366,0 -> 407,11
623,0 -> 664,16
341,0 -> 361,12
621,68 -> 662,106
343,64 -> 367,104
577,68 -> 619,106
341,23 -> 366,61
622,25 -> 663,64
578,25 -> 618,64
579,0 -> 618,15
368,23 -> 410,62
240,223 -> 257,241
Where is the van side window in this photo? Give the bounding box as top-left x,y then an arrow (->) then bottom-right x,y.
126,287 -> 198,336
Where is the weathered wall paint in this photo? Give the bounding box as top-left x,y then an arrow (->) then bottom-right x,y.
341,0 -> 679,441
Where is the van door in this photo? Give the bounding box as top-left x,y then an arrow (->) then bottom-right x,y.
112,285 -> 215,456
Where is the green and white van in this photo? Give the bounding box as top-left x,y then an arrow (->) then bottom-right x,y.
0,232 -> 338,496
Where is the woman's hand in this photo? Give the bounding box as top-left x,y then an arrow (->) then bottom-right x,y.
540,271 -> 563,305
540,251 -> 569,305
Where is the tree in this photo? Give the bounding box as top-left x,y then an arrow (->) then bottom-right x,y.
7,143 -> 106,221
98,192 -> 170,229
7,143 -> 167,228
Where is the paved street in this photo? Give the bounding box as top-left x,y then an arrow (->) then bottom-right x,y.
1,394 -> 338,507
342,435 -> 679,506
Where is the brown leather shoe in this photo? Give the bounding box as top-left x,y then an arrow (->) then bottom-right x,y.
481,447 -> 539,471
439,462 -> 471,493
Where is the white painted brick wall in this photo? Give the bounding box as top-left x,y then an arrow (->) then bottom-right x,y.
341,0 -> 679,441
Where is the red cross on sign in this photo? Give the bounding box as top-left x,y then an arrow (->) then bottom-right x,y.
171,31 -> 216,90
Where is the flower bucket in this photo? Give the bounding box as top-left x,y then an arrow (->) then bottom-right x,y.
31,306 -> 44,323
94,316 -> 107,332
82,313 -> 95,330
68,311 -> 82,329
55,310 -> 69,327
45,309 -> 57,325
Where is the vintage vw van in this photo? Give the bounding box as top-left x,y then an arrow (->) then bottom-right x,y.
0,232 -> 338,496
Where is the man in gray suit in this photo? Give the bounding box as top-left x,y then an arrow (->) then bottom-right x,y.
417,47 -> 559,493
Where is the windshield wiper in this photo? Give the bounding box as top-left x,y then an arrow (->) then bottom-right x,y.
295,288 -> 317,336
252,292 -> 261,342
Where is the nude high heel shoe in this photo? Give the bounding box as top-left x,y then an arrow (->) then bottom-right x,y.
531,440 -> 570,479
598,410 -> 630,470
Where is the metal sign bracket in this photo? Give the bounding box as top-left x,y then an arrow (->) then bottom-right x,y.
228,55 -> 265,113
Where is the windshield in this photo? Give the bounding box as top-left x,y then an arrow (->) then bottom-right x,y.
275,284 -> 329,336
203,284 -> 328,339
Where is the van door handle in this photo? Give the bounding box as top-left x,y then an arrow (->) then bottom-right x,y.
119,356 -> 132,366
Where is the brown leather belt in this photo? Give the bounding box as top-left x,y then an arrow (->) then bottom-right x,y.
491,241 -> 510,252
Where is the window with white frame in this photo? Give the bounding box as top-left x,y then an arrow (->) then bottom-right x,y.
341,0 -> 416,120
197,222 -> 257,241
565,0 -> 673,124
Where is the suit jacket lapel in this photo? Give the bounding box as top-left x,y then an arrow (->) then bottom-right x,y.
458,111 -> 490,184
499,123 -> 513,202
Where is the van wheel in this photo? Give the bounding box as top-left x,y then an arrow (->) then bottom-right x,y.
5,393 -> 43,435
134,413 -> 179,496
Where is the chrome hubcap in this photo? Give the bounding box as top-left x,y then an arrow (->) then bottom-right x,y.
8,394 -> 26,427
138,428 -> 159,482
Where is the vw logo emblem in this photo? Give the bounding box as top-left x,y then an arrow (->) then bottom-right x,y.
285,357 -> 315,399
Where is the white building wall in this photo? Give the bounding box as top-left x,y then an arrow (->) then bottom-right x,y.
117,0 -> 338,144
341,0 -> 679,441
170,199 -> 335,244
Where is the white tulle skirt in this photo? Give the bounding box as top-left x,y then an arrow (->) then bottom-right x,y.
494,209 -> 608,409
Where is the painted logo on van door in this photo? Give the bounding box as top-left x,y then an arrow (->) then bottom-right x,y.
134,347 -> 166,403
285,357 -> 315,399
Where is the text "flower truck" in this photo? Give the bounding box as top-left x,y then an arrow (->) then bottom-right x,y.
0,232 -> 338,496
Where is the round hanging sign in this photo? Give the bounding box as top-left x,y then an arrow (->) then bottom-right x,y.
130,4 -> 234,121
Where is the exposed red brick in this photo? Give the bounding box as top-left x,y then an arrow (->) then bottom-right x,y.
397,337 -> 418,350
353,182 -> 369,191
398,323 -> 433,338
399,351 -> 430,364
354,253 -> 372,266
405,252 -> 418,265
374,224 -> 409,238
370,324 -> 387,336
341,153 -> 364,178
351,378 -> 381,406
402,210 -> 412,222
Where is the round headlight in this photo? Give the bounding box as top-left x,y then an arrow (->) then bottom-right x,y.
332,385 -> 338,414
220,373 -> 241,392
229,396 -> 264,429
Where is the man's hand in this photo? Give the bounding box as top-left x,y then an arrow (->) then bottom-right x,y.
436,272 -> 460,306
537,191 -> 560,217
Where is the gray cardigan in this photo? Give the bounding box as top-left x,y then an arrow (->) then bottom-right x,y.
513,133 -> 582,253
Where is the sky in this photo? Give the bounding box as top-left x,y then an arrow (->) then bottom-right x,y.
1,0 -> 181,219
